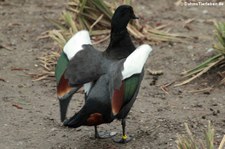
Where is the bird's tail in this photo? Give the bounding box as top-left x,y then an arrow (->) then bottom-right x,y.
63,110 -> 88,128
59,86 -> 81,122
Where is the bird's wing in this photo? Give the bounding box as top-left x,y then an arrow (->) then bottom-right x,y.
110,44 -> 152,116
55,30 -> 92,99
64,44 -> 104,86
55,30 -> 104,122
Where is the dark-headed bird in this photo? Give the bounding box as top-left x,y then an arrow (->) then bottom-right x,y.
56,5 -> 138,123
55,5 -> 151,143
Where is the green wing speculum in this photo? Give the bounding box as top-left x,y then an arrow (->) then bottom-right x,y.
55,52 -> 69,85
124,74 -> 141,104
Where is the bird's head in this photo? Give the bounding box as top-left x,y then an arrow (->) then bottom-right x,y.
111,5 -> 138,33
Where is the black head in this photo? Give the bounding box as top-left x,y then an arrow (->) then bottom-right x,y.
111,5 -> 138,33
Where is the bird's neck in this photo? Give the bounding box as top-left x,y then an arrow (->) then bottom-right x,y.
105,29 -> 135,59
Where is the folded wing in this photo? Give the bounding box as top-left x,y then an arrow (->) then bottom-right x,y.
55,30 -> 105,122
111,44 -> 152,116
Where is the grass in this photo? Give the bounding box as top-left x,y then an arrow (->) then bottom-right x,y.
176,121 -> 225,149
176,22 -> 225,86
34,0 -> 188,80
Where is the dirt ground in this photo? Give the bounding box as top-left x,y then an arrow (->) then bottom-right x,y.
0,0 -> 225,149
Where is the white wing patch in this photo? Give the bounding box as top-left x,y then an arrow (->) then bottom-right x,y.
63,30 -> 92,60
122,44 -> 152,79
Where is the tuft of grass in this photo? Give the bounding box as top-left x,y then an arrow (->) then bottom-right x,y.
176,22 -> 225,86
214,22 -> 225,55
47,0 -> 186,46
176,123 -> 199,149
33,0 -> 187,80
176,121 -> 225,149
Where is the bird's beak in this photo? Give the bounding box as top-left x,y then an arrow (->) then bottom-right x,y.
132,15 -> 139,19
131,13 -> 139,19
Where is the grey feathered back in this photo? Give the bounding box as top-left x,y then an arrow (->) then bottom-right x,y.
64,45 -> 104,85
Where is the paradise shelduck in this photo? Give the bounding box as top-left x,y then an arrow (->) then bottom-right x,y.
55,5 -> 152,143
56,5 -> 138,122
62,42 -> 152,143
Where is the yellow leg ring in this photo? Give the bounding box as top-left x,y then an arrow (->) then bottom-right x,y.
122,135 -> 127,140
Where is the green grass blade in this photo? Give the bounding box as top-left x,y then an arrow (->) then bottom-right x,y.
182,53 -> 222,76
62,11 -> 78,33
44,17 -> 67,31
123,0 -> 132,5
175,55 -> 224,86
205,121 -> 214,149
79,0 -> 88,13
92,0 -> 112,19
215,22 -> 225,54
